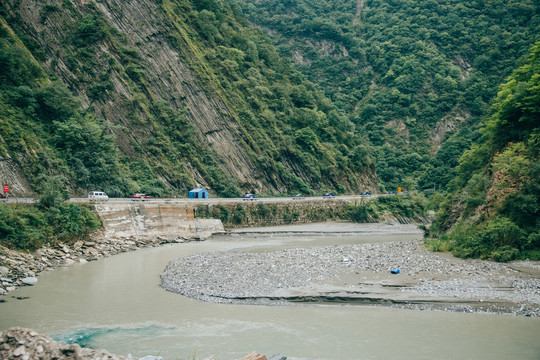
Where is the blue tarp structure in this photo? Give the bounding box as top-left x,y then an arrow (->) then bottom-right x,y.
188,188 -> 209,199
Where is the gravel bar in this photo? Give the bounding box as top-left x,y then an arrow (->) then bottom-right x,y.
161,239 -> 540,316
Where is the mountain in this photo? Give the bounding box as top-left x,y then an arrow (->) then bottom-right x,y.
0,0 -> 376,197
235,0 -> 539,192
428,42 -> 539,261
0,0 -> 538,200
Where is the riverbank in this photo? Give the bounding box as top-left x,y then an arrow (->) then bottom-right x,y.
161,224 -> 540,317
0,230 -> 188,296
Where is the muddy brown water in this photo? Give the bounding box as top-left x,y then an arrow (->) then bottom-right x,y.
0,223 -> 539,359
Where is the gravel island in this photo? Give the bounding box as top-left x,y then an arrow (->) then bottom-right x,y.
161,233 -> 540,316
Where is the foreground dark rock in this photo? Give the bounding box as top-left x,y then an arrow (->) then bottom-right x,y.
0,328 -> 283,360
0,327 -> 132,359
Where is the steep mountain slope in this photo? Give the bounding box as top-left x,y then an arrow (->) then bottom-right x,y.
236,0 -> 539,191
0,0 -> 376,197
428,42 -> 539,261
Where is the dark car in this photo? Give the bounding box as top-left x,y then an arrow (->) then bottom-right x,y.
292,194 -> 305,200
361,191 -> 372,196
131,193 -> 151,201
242,193 -> 258,201
322,192 -> 335,199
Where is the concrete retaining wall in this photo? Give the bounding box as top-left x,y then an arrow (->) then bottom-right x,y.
93,202 -> 224,240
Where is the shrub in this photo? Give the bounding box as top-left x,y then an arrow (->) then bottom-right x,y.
0,202 -> 101,251
424,237 -> 451,252
491,246 -> 519,262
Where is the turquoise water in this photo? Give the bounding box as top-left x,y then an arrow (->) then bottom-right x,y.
53,325 -> 176,348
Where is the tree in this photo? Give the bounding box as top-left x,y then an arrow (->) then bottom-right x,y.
37,175 -> 69,208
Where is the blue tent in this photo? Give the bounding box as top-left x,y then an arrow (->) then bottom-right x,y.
188,188 -> 209,199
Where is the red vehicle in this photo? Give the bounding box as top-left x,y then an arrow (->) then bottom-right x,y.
131,193 -> 151,201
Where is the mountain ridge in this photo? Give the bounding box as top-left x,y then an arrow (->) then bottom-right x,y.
0,0 -> 377,197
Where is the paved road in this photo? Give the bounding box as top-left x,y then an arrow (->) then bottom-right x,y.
4,194 -> 382,205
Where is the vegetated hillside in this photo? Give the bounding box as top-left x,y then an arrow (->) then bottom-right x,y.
236,0 -> 539,192
427,42 -> 539,261
0,0 -> 377,198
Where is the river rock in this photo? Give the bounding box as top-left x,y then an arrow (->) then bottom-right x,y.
242,351 -> 267,360
21,277 -> 38,285
0,266 -> 9,277
268,355 -> 287,360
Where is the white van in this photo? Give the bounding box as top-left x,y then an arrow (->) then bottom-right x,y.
88,191 -> 109,201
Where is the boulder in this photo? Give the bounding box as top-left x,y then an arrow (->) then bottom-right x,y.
0,266 -> 9,277
268,355 -> 287,360
21,277 -> 38,285
242,351 -> 267,360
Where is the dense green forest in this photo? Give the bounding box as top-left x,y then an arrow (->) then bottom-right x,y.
235,0 -> 539,192
427,42 -> 539,261
1,0 -> 538,196
0,0 -> 375,198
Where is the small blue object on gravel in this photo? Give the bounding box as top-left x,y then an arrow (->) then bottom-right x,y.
391,268 -> 400,274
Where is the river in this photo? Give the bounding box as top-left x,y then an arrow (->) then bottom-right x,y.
0,223 -> 539,359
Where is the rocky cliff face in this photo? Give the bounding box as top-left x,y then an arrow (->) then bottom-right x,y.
92,0 -> 268,188
3,0 -> 264,190
1,0 -> 378,195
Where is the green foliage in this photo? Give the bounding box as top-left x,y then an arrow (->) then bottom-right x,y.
235,0 -> 539,191
348,201 -> 378,222
161,0 -> 375,193
0,27 -> 126,194
72,14 -> 110,47
348,194 -> 428,222
0,40 -> 44,87
1,0 -> 538,205
37,175 -> 70,209
424,236 -> 452,253
429,42 -> 540,261
0,202 -> 101,251
441,217 -> 525,262
196,194 -> 427,228
484,43 -> 540,149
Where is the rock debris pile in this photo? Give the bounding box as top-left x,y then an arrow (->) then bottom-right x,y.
161,240 -> 540,316
0,327 -> 132,360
